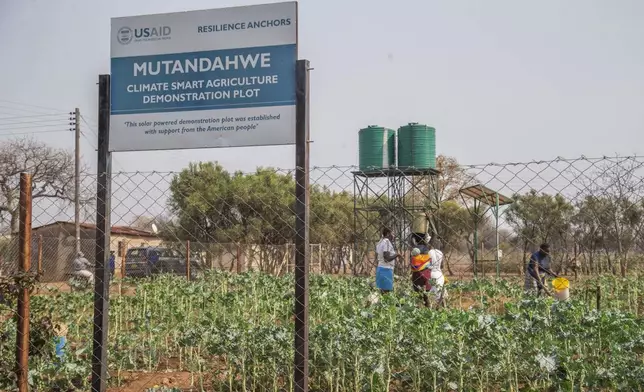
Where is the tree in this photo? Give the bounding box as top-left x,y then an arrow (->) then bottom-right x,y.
572,158 -> 644,276
573,196 -> 610,274
0,137 -> 89,234
129,215 -> 157,231
505,190 -> 575,272
128,214 -> 174,235
167,162 -> 356,274
410,155 -> 474,211
168,162 -> 237,244
309,188 -> 354,273
433,200 -> 472,275
574,196 -> 643,276
435,155 -> 475,202
230,168 -> 296,246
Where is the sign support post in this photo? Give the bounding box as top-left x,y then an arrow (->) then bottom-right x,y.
92,74 -> 112,392
294,59 -> 310,392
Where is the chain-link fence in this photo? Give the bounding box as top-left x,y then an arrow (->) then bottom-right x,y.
2,155 -> 644,391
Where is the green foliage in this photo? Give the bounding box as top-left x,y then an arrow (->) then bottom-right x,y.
309,188 -> 353,246
168,163 -> 357,247
506,190 -> 575,249
168,162 -> 237,243
167,162 -> 388,273
2,275 -> 644,391
0,270 -> 40,307
574,195 -> 644,274
435,200 -> 471,249
504,186 -> 644,275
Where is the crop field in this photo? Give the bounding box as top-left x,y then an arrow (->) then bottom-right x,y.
2,272 -> 644,392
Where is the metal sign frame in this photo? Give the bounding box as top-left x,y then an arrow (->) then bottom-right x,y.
92,3 -> 310,391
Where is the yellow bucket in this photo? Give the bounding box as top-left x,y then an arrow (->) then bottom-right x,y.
552,277 -> 569,290
552,277 -> 570,301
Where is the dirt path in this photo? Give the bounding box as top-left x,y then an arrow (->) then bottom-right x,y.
107,372 -> 196,392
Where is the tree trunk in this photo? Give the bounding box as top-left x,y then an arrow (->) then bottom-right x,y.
10,210 -> 18,236
444,250 -> 454,276
620,252 -> 627,277
521,237 -> 530,275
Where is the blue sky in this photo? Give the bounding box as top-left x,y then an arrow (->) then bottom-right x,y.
1,0 -> 643,174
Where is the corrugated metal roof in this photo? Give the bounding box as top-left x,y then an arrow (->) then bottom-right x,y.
459,184 -> 513,206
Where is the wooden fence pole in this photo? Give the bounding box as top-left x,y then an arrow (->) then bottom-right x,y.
16,173 -> 32,392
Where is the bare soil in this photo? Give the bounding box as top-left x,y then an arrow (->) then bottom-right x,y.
107,371 -> 196,392
34,281 -> 137,296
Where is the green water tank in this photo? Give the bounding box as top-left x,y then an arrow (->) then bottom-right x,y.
358,125 -> 396,171
397,123 -> 436,169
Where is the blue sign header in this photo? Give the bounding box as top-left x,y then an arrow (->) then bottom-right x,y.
111,44 -> 296,115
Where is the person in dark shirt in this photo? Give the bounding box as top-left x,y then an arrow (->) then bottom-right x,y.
525,243 -> 558,296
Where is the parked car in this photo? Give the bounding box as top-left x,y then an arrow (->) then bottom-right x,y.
124,246 -> 202,279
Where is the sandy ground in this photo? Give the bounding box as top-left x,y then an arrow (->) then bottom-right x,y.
106,372 -> 196,392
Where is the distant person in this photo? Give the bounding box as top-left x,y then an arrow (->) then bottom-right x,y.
375,228 -> 402,293
109,251 -> 116,280
525,243 -> 558,296
427,241 -> 447,307
411,235 -> 446,307
410,234 -> 431,306
72,252 -> 94,284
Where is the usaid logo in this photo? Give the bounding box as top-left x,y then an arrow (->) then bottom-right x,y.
117,26 -> 172,44
117,27 -> 133,45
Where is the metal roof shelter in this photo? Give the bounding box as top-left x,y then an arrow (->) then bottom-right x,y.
459,184 -> 513,277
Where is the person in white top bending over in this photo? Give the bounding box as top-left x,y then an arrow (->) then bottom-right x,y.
427,241 -> 447,307
375,228 -> 402,294
72,252 -> 94,285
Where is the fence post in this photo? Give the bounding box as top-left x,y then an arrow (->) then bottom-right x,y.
186,240 -> 191,281
92,74 -> 112,392
37,235 -> 43,276
294,59 -> 311,392
15,172 -> 32,392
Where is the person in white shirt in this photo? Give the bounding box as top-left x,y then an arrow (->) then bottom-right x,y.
427,242 -> 447,307
375,228 -> 402,293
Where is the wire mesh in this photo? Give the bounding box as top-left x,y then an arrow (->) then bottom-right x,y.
1,155 -> 644,390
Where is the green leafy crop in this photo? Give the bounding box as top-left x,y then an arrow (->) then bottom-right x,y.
1,273 -> 643,391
